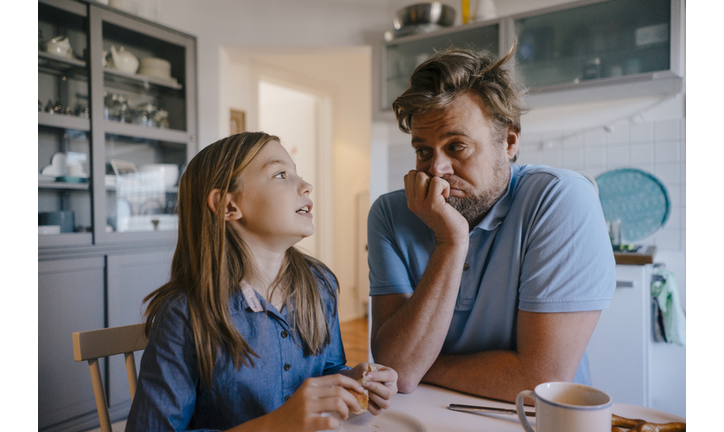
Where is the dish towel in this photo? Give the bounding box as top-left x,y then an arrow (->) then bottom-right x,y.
650,267 -> 686,347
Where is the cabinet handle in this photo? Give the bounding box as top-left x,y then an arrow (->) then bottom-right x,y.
616,280 -> 634,289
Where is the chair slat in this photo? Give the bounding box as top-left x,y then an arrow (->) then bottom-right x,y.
72,323 -> 148,362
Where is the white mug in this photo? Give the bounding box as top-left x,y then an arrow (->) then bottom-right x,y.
516,382 -> 611,432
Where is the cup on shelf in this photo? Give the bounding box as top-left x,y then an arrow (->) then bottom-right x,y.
39,211 -> 75,233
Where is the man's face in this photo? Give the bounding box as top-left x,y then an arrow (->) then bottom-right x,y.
410,92 -> 519,226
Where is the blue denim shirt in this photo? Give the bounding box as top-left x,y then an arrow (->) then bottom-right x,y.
125,275 -> 349,431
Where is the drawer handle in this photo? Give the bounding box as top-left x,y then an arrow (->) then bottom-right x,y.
616,280 -> 634,288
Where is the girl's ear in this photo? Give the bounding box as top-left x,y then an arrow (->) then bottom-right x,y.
207,189 -> 242,221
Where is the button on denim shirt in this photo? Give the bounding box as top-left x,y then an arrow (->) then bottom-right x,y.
125,274 -> 349,431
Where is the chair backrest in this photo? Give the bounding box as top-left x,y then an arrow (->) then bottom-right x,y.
72,323 -> 148,432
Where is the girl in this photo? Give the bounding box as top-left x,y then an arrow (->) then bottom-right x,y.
126,132 -> 398,432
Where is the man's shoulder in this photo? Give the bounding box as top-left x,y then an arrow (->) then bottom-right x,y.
515,165 -> 596,195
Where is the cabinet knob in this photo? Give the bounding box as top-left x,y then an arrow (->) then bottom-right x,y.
190,135 -> 196,142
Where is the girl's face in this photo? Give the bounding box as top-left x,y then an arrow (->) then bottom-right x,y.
230,140 -> 314,251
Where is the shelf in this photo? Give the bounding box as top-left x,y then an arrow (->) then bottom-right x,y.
38,51 -> 87,69
103,121 -> 189,143
38,232 -> 93,248
104,68 -> 184,91
38,112 -> 91,131
39,181 -> 90,190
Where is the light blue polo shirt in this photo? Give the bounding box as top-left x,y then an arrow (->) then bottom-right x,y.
367,164 -> 616,385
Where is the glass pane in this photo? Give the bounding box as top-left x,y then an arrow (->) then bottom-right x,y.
38,3 -> 90,120
385,24 -> 499,108
102,22 -> 187,131
104,134 -> 185,233
38,127 -> 92,235
514,0 -> 671,88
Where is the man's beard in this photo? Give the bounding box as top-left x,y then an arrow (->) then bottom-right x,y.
445,157 -> 511,227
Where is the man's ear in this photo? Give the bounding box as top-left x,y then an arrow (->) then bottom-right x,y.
207,189 -> 242,221
505,128 -> 520,161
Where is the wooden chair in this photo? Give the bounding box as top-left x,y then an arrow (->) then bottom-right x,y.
72,323 -> 149,432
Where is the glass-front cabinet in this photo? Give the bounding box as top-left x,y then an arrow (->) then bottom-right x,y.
38,0 -> 197,247
383,22 -> 501,110
38,0 -> 93,246
513,0 -> 674,89
380,0 -> 682,111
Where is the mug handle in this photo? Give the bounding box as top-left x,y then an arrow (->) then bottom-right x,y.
516,390 -> 536,432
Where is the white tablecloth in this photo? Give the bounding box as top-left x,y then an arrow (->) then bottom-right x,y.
364,383 -> 685,432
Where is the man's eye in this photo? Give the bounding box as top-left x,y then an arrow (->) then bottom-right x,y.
274,172 -> 287,179
448,143 -> 464,152
415,148 -> 430,159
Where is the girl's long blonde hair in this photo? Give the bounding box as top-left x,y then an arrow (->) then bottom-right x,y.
143,132 -> 337,388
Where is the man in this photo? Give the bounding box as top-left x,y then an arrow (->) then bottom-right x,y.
367,47 -> 615,403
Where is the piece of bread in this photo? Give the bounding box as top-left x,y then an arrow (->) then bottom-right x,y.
347,364 -> 377,414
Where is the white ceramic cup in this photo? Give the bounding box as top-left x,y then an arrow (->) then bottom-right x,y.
516,382 -> 612,432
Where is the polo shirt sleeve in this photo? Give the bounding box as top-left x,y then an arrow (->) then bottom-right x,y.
517,175 -> 616,312
367,193 -> 416,296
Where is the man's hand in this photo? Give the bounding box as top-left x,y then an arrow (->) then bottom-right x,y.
404,170 -> 469,245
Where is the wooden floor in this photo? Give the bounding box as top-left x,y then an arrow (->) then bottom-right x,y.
340,316 -> 369,366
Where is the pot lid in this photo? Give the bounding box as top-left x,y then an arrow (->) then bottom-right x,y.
595,168 -> 670,242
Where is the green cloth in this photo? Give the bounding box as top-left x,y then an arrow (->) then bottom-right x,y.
650,267 -> 686,347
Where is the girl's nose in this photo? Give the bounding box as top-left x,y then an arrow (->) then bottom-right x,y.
300,178 -> 313,195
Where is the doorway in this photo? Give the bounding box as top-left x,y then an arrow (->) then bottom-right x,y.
256,77 -> 334,267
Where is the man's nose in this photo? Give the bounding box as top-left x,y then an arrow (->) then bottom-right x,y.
427,152 -> 454,177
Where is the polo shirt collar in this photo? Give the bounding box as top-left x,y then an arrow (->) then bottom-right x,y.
472,164 -> 522,232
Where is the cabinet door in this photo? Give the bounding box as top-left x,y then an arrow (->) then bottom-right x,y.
587,264 -> 651,406
38,0 -> 94,248
383,23 -> 500,110
513,0 -> 674,89
106,249 -> 173,412
89,6 -> 197,244
38,257 -> 105,430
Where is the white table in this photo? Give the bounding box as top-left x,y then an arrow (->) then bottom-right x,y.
344,383 -> 685,432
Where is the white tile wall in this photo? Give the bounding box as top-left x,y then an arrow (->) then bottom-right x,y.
518,118 -> 686,259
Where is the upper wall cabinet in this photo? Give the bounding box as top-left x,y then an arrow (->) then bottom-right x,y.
379,0 -> 683,112
512,0 -> 682,100
38,0 -> 197,250
383,21 -> 502,110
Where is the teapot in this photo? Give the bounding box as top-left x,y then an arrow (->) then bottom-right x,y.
44,35 -> 73,59
109,45 -> 139,74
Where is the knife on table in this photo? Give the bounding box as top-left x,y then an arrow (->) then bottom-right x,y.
448,403 -> 536,417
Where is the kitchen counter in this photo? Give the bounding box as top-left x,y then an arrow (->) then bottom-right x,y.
614,246 -> 656,265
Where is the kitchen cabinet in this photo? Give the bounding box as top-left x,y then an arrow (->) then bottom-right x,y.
588,263 -> 654,407
38,0 -> 197,245
37,0 -> 196,430
106,251 -> 173,413
378,0 -> 683,113
38,257 -> 106,431
587,255 -> 686,417
383,21 -> 502,110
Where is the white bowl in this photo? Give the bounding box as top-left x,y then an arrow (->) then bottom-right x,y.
138,57 -> 172,80
140,164 -> 179,189
39,225 -> 61,235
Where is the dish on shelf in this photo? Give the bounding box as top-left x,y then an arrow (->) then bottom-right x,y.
56,175 -> 89,183
39,174 -> 56,183
38,225 -> 62,235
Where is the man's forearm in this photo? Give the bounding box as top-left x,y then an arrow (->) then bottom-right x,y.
421,351 -> 544,403
371,242 -> 467,393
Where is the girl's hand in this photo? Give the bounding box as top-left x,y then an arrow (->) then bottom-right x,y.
262,374 -> 364,431
347,362 -> 399,416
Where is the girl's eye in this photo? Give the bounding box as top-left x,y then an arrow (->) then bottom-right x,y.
273,172 -> 287,179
